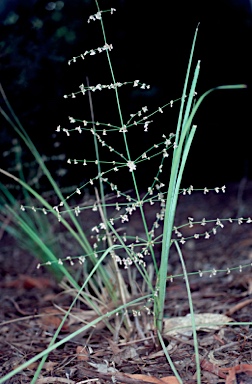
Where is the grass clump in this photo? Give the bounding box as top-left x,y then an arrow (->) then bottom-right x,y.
0,2 -> 247,383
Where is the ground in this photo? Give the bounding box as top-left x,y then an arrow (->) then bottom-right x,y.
1,180 -> 252,383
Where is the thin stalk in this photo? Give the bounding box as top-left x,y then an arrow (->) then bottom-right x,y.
174,240 -> 201,384
157,330 -> 183,384
94,187 -> 133,332
86,76 -> 106,215
95,0 -> 158,274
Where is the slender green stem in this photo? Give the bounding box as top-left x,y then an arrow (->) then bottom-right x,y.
157,330 -> 183,383
174,240 -> 201,384
95,0 -> 158,274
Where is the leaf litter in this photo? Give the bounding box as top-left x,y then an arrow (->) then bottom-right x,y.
1,182 -> 252,383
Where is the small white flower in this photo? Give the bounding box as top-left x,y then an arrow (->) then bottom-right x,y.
120,214 -> 129,223
87,15 -> 95,23
119,125 -> 128,133
78,256 -> 86,264
74,206 -> 80,216
127,160 -> 136,172
115,202 -> 120,211
95,12 -> 101,20
63,128 -> 70,136
216,218 -> 224,228
144,121 -> 151,130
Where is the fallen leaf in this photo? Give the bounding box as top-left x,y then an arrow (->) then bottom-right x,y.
88,361 -> 118,374
200,360 -> 252,383
3,274 -> 53,289
36,377 -> 75,383
164,313 -> 232,337
26,362 -> 39,370
77,367 -> 179,384
40,315 -> 69,331
200,359 -> 227,379
76,346 -> 89,361
125,373 -> 180,383
222,364 -> 252,384
43,361 -> 58,371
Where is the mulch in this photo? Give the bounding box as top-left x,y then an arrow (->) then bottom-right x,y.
1,180 -> 252,383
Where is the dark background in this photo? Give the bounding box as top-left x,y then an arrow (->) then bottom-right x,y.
0,0 -> 251,193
